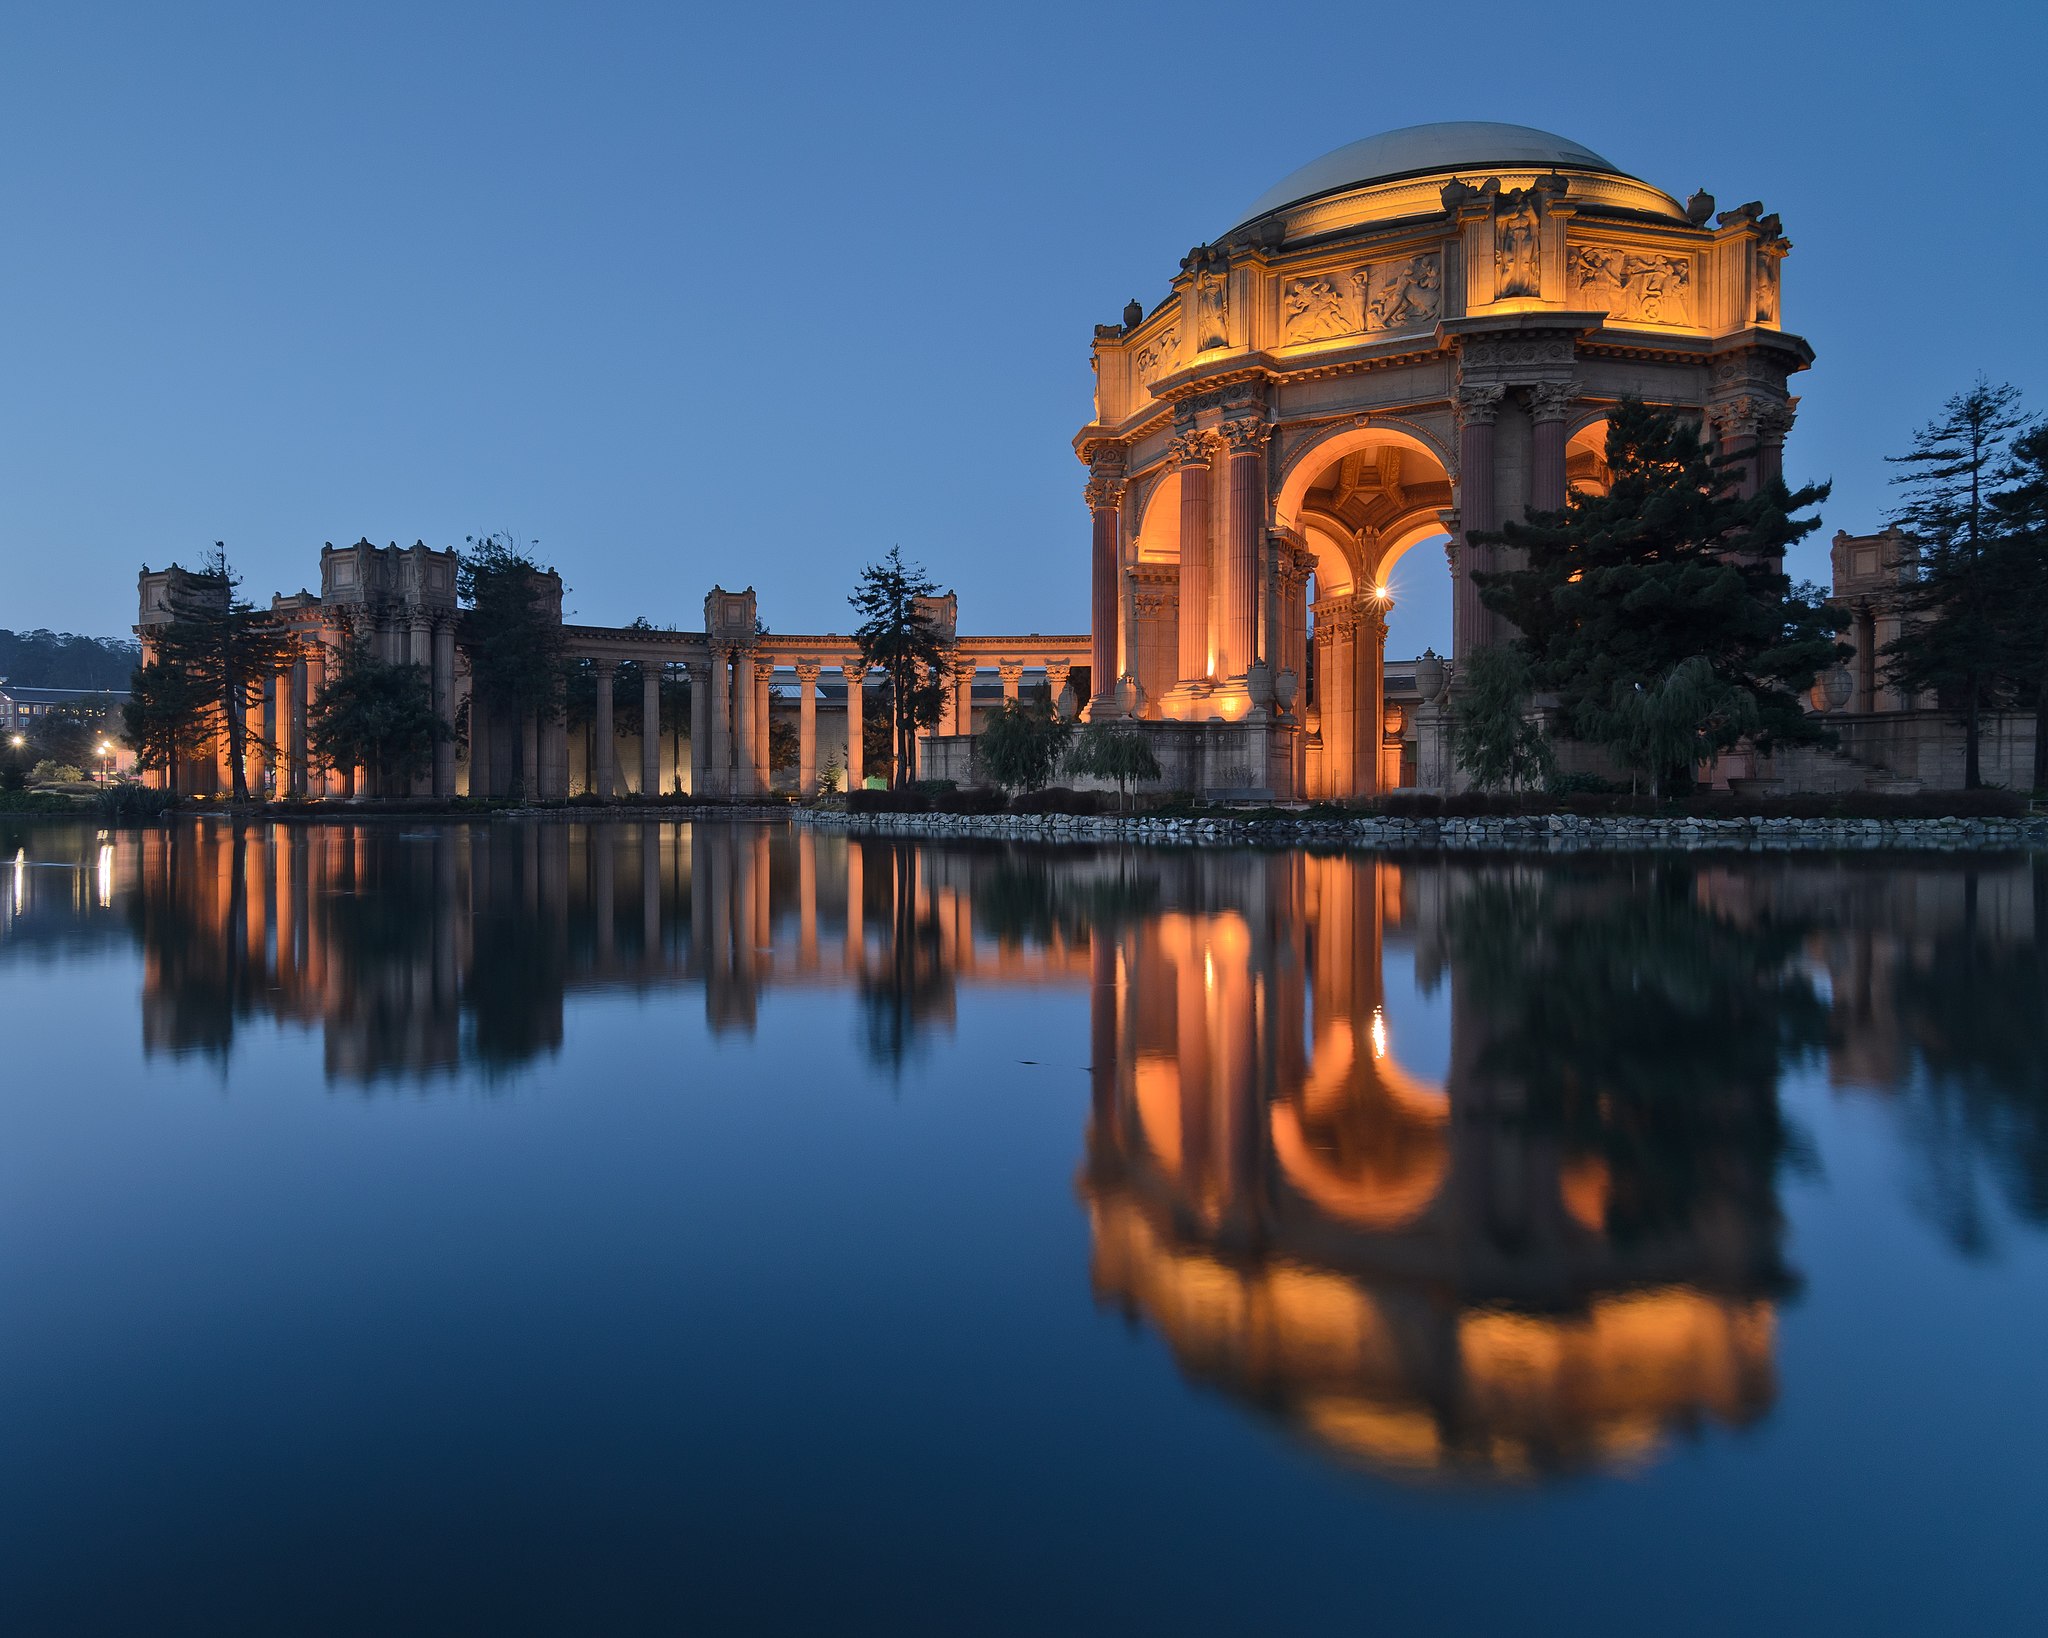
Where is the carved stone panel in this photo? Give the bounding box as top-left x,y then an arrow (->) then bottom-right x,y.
1571,246 -> 1694,326
1360,253 -> 1442,332
1194,269 -> 1229,350
1135,326 -> 1180,385
1280,275 -> 1356,343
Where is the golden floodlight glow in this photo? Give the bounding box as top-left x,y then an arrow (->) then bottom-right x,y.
96,845 -> 114,909
1369,1006 -> 1388,1060
11,847 -> 23,916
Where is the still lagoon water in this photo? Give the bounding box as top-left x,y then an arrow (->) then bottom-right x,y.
2,818 -> 2045,1634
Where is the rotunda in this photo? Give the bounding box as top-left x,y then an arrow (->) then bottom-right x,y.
1074,121 -> 1809,798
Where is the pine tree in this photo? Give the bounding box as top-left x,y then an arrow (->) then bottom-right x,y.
459,533 -> 566,798
122,661 -> 216,796
1881,380 -> 2030,789
1474,399 -> 1839,794
850,548 -> 949,788
1989,421 -> 2048,793
144,544 -> 299,801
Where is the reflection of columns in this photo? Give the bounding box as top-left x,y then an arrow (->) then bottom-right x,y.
592,660 -> 617,798
642,664 -> 662,796
844,837 -> 865,972
592,825 -> 615,964
689,660 -> 712,796
1219,416 -> 1269,681
795,663 -> 820,795
842,662 -> 865,790
641,824 -> 661,954
1529,382 -> 1572,514
1172,431 -> 1213,683
710,654 -> 734,797
798,826 -> 817,969
1085,452 -> 1126,713
1454,383 -> 1503,658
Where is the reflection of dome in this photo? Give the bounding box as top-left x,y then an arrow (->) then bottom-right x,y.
1231,120 -> 1680,232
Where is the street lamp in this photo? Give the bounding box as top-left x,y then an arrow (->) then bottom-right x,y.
97,740 -> 114,784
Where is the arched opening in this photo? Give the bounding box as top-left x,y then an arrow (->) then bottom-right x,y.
1279,432 -> 1453,799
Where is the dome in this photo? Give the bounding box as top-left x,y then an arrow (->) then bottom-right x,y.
1233,121 -> 1627,229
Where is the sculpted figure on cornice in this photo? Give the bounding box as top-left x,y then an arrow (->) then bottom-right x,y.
1495,193 -> 1542,298
1281,275 -> 1355,343
1572,245 -> 1694,326
1194,268 -> 1229,351
1361,253 -> 1442,332
1753,254 -> 1782,326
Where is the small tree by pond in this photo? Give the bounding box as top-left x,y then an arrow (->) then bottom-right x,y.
974,700 -> 1073,793
1064,722 -> 1160,810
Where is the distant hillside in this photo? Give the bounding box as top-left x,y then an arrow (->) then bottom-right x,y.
0,628 -> 142,690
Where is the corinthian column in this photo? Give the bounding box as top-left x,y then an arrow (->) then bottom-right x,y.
841,661 -> 865,790
592,659 -> 617,798
1453,383 -> 1505,659
1218,416 -> 1270,681
642,663 -> 662,796
709,653 -> 732,798
1528,381 -> 1573,514
1172,431 -> 1213,683
730,654 -> 754,797
795,662 -> 821,795
688,659 -> 712,795
1084,449 -> 1126,716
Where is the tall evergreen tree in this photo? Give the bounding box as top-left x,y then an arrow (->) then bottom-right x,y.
459,533 -> 566,798
849,548 -> 948,788
144,544 -> 298,801
1881,380 -> 2031,788
1474,399 -> 1839,794
123,661 -> 216,796
1989,420 -> 2048,792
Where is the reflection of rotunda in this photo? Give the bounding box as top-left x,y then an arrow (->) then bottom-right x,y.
1075,121 -> 1808,798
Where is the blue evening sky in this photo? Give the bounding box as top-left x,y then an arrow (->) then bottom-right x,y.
1,0 -> 2041,655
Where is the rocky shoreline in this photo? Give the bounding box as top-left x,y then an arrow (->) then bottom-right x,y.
797,808 -> 2048,852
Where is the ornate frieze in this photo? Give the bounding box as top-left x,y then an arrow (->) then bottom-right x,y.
1277,252 -> 1444,347
1571,245 -> 1694,326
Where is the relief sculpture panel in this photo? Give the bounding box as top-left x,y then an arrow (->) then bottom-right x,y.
1571,245 -> 1694,326
1281,275 -> 1357,343
1361,253 -> 1441,332
1135,326 -> 1180,385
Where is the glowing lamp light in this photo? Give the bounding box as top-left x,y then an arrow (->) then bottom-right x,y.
1369,1006 -> 1388,1060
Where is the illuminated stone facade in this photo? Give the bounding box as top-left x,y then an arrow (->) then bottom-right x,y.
1076,121 -> 1811,797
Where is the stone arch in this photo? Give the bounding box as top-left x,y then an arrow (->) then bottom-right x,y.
1132,465 -> 1181,562
1274,417 -> 1456,535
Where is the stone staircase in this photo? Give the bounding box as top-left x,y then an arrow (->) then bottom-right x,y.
1751,744 -> 1921,795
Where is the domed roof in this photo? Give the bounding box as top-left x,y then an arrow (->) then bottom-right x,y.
1233,121 -> 1625,228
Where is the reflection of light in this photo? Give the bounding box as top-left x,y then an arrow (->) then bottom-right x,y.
96,844 -> 114,908
11,847 -> 23,915
1369,1006 -> 1388,1060
1203,949 -> 1215,994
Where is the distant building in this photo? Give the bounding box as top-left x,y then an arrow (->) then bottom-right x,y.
1,682 -> 130,736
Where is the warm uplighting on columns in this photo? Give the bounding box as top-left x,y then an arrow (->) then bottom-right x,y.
1452,383 -> 1505,657
1218,416 -> 1270,681
1172,430 -> 1213,684
1084,447 -> 1127,716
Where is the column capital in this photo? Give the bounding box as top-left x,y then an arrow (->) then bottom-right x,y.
1218,416 -> 1270,453
1454,382 -> 1507,427
793,660 -> 823,684
1168,430 -> 1215,468
1084,472 -> 1127,511
592,656 -> 616,677
839,657 -> 867,680
1526,380 -> 1575,423
997,661 -> 1025,684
